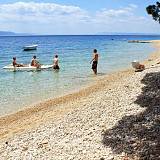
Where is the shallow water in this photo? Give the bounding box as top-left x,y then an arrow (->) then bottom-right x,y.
0,35 -> 160,116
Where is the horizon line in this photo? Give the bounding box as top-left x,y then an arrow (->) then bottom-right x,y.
0,34 -> 160,37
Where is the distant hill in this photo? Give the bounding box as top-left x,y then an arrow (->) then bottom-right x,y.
0,31 -> 17,36
0,31 -> 32,36
96,32 -> 160,35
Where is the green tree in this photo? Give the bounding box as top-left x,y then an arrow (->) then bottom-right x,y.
146,1 -> 160,23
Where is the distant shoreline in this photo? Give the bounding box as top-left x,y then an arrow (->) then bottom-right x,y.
0,34 -> 160,37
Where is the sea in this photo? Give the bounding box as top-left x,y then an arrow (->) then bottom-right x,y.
0,35 -> 160,116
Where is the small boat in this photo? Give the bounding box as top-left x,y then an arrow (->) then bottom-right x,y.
128,40 -> 150,43
3,64 -> 53,71
23,44 -> 38,51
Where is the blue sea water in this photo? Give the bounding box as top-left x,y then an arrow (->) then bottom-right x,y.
0,35 -> 160,116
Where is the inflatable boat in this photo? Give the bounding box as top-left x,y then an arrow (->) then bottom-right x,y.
3,64 -> 53,71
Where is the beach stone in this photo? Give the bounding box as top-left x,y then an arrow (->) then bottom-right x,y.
22,146 -> 28,151
107,156 -> 114,160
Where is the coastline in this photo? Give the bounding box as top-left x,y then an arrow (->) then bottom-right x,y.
0,40 -> 160,159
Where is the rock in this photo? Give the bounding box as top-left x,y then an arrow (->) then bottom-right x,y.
107,156 -> 114,160
22,146 -> 28,151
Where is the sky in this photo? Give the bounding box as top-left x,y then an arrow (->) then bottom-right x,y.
0,0 -> 159,35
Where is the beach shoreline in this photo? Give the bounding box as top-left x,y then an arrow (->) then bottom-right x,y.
0,40 -> 160,140
0,40 -> 160,159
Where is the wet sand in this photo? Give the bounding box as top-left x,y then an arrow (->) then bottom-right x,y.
0,40 -> 160,159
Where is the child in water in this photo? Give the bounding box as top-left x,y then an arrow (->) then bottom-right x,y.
53,55 -> 60,70
31,55 -> 41,68
12,57 -> 24,67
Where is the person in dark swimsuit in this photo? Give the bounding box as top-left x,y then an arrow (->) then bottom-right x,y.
53,55 -> 60,70
90,49 -> 99,74
12,57 -> 24,67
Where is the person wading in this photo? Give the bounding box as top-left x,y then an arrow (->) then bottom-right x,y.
90,49 -> 99,74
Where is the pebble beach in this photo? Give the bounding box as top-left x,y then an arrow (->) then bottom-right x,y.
0,40 -> 160,160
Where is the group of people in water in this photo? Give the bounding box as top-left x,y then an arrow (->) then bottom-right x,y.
12,49 -> 99,74
12,55 -> 60,70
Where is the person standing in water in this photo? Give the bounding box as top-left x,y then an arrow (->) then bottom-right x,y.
90,49 -> 99,74
53,55 -> 60,70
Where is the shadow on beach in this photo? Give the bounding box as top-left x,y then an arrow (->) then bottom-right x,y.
102,72 -> 160,159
